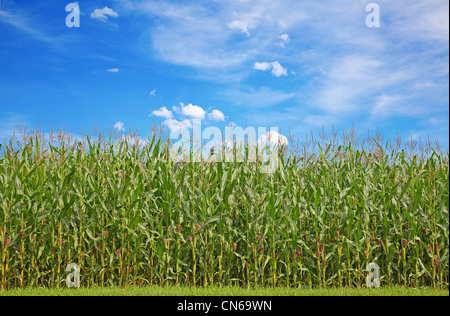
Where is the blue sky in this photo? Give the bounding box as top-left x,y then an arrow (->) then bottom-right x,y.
0,0 -> 449,149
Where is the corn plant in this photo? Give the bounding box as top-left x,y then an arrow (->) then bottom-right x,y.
0,125 -> 448,289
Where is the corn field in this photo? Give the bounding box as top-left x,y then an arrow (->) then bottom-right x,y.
0,125 -> 448,289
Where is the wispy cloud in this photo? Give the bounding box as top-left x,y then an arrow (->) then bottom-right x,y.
385,1 -> 449,42
224,87 -> 295,108
118,1 -> 265,71
227,12 -> 262,37
0,9 -> 53,43
116,0 -> 448,123
2,0 -> 447,150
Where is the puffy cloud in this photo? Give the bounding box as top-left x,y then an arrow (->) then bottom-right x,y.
181,103 -> 206,119
164,118 -> 193,131
208,110 -> 225,121
258,131 -> 288,147
114,121 -> 125,132
152,107 -> 173,119
270,61 -> 288,77
253,61 -> 287,77
91,7 -> 119,22
253,62 -> 272,71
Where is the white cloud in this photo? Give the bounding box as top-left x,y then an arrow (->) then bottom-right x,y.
118,1 -> 266,71
152,107 -> 173,119
150,89 -> 157,96
227,12 -> 261,37
106,68 -> 119,73
155,103 -> 225,132
278,34 -> 290,47
370,95 -> 405,119
386,1 -> 449,42
253,61 -> 287,77
181,103 -> 206,119
172,105 -> 182,114
114,121 -> 125,132
117,0 -> 448,83
164,119 -> 193,131
254,62 -> 272,71
91,7 -> 119,22
228,20 -> 251,37
279,34 -> 290,42
110,0 -> 448,147
258,131 -> 288,147
270,61 -> 288,77
313,54 -> 441,118
208,110 -> 225,122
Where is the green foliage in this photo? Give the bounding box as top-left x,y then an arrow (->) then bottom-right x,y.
0,128 -> 448,289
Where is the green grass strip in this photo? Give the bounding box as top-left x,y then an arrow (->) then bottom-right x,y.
1,286 -> 448,296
